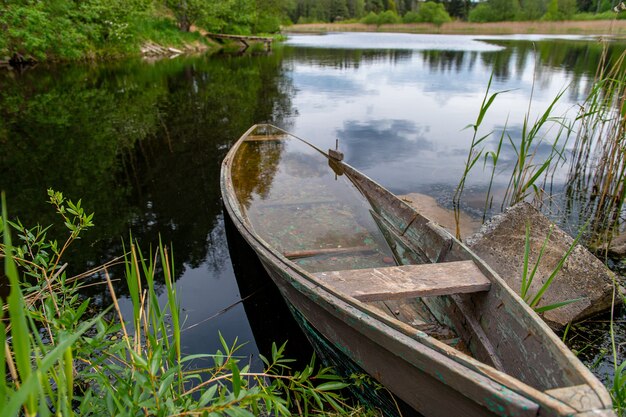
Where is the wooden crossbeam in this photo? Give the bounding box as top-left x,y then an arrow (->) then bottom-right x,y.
314,260 -> 491,302
245,134 -> 288,141
284,245 -> 376,259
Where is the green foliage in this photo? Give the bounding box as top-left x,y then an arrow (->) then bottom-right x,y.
572,10 -> 625,19
518,0 -> 548,20
0,0 -> 288,60
401,2 -> 453,24
165,0 -> 206,32
445,0 -> 470,19
542,0 -> 577,20
453,75 -> 509,239
378,9 -> 402,23
468,0 -> 521,21
0,0 -> 151,60
519,223 -> 584,313
359,9 -> 400,24
1,193 -> 365,416
415,2 -> 452,25
402,10 -> 421,22
610,285 -> 626,414
330,0 -> 350,21
361,10 -> 380,23
468,3 -> 500,22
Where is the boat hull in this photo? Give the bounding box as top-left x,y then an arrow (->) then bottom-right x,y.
221,124 -> 615,417
257,255 -> 505,417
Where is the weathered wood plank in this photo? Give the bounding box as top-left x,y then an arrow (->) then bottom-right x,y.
245,134 -> 287,141
403,221 -> 453,263
314,260 -> 491,302
256,199 -> 336,209
370,209 -> 429,264
545,384 -> 605,412
207,33 -> 273,42
328,148 -> 344,161
283,245 -> 376,259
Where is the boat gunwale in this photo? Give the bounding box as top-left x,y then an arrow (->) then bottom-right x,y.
220,123 -> 613,414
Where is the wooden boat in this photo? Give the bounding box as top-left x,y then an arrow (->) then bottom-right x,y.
220,124 -> 615,417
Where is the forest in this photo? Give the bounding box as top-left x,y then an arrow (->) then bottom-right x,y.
290,0 -> 626,24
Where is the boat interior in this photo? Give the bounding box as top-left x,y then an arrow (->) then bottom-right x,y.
229,125 -> 595,398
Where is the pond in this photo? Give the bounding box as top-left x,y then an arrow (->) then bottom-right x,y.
1,32 -> 624,386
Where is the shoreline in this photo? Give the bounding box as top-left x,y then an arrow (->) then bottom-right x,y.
284,20 -> 626,36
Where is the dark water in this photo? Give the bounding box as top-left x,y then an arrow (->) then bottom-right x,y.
1,34 -> 624,381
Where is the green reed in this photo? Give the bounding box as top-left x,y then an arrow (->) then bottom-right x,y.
456,51 -> 625,245
453,77 -> 570,241
609,281 -> 626,415
453,74 -> 511,240
565,50 -> 626,249
1,191 -> 368,416
520,222 -> 584,313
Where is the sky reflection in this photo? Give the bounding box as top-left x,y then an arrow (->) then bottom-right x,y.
283,34 -> 596,199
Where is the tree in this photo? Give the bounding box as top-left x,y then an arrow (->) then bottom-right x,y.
347,0 -> 366,18
254,0 -> 293,32
365,0 -> 385,13
416,1 -> 452,25
445,0 -> 470,19
386,0 -> 398,12
542,0 -> 576,19
378,8 -> 401,22
468,0 -> 520,21
166,0 -> 206,31
518,0 -> 547,20
330,0 -> 349,20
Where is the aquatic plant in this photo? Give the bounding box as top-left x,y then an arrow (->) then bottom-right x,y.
520,222 -> 584,313
0,191 -> 368,416
456,49 -> 626,248
609,281 -> 626,415
453,75 -> 510,240
565,50 -> 626,249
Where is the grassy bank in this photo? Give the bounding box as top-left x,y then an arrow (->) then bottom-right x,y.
0,0 -> 286,63
0,10 -> 217,63
285,19 -> 626,35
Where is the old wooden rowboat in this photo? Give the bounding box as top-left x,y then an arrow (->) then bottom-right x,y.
220,124 -> 615,417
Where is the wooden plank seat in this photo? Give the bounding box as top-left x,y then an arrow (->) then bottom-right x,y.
245,134 -> 288,141
283,245 -> 377,259
313,260 -> 491,302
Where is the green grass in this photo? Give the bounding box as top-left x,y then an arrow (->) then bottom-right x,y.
132,16 -> 211,49
1,191 -> 374,416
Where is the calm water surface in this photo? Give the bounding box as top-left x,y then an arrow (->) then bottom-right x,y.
1,33 -> 624,380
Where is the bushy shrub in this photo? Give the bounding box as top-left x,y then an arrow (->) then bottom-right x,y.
254,13 -> 282,33
0,0 -> 150,60
403,10 -> 421,22
361,11 -> 380,24
542,0 -> 576,20
572,10 -> 615,19
468,0 -> 520,21
417,2 -> 453,25
378,10 -> 402,24
468,3 -> 499,21
517,0 -> 547,20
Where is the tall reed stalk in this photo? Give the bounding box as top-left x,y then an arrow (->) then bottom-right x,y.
453,75 -> 509,239
565,50 -> 626,248
453,75 -> 569,240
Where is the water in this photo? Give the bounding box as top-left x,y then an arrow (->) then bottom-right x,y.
1,33 -> 624,382
232,127 -> 398,272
